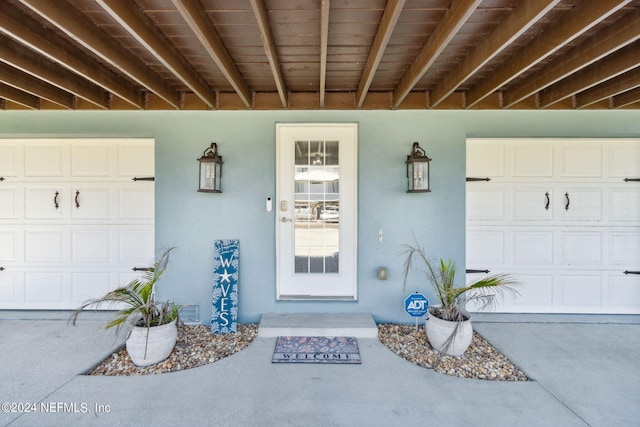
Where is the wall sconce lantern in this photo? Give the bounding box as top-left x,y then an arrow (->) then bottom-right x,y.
197,142 -> 223,193
406,142 -> 431,193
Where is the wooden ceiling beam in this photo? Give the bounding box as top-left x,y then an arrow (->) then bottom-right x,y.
392,0 -> 481,108
319,0 -> 330,108
613,87 -> 640,108
0,35 -> 109,109
0,62 -> 74,108
466,0 -> 631,108
431,0 -> 560,108
18,0 -> 180,109
503,8 -> 640,108
250,0 -> 287,108
172,0 -> 251,108
0,1 -> 143,109
539,41 -> 640,108
576,67 -> 640,109
0,82 -> 39,109
356,0 -> 405,108
96,0 -> 215,109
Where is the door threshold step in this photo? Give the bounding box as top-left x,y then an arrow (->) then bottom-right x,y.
258,313 -> 378,338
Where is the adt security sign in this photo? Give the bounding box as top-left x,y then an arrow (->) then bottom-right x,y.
404,293 -> 429,317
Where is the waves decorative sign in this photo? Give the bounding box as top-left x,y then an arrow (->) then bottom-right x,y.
211,239 -> 239,334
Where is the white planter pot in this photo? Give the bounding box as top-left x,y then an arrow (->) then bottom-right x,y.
424,307 -> 473,357
126,319 -> 178,367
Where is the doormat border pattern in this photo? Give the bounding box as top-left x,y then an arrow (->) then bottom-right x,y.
272,336 -> 361,364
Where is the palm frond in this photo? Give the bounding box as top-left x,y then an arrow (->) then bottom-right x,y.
70,247 -> 179,330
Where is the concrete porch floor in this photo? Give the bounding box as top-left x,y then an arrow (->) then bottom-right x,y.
1,313 -> 639,427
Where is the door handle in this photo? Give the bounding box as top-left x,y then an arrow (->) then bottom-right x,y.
54,191 -> 59,209
545,192 -> 550,210
75,190 -> 80,208
564,192 -> 570,211
281,217 -> 292,223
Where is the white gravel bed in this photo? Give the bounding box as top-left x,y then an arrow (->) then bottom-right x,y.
378,324 -> 529,381
90,324 -> 258,376
90,323 -> 528,381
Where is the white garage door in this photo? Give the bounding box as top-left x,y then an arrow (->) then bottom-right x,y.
0,138 -> 155,309
466,138 -> 640,314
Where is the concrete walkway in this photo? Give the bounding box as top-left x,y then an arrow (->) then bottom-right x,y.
1,314 -> 639,427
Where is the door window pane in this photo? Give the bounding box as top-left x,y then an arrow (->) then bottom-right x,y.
294,140 -> 339,274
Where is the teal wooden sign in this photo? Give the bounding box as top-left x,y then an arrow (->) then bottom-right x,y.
211,239 -> 239,333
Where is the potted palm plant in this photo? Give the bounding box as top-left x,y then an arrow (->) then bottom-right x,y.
71,248 -> 181,367
401,241 -> 518,357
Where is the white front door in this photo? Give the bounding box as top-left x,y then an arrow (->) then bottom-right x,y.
276,123 -> 358,299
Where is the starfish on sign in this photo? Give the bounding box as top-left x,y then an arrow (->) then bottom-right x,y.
219,269 -> 232,283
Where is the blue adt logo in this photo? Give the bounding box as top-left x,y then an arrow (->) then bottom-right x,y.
404,293 -> 429,317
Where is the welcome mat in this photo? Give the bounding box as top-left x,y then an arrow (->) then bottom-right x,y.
272,336 -> 361,364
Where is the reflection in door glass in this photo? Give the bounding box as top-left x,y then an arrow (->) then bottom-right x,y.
294,140 -> 339,274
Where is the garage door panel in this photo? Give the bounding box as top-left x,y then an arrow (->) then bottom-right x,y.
25,229 -> 67,262
609,232 -> 640,265
560,188 -> 602,222
71,229 -> 111,262
0,187 -> 20,219
71,187 -> 113,220
560,232 -> 602,265
466,187 -> 505,221
118,183 -> 154,220
512,187 -> 553,221
0,142 -> 21,177
512,231 -> 553,265
118,228 -> 154,264
71,143 -> 112,177
608,141 -> 640,178
609,275 -> 640,312
24,144 -> 65,177
558,275 -> 603,309
610,188 -> 640,222
25,271 -> 65,304
467,140 -> 505,177
25,187 -> 66,219
466,230 -> 504,265
559,143 -> 602,178
0,229 -> 20,261
0,271 -> 19,302
71,272 -> 112,305
511,143 -> 553,177
117,141 -> 154,178
505,274 -> 554,312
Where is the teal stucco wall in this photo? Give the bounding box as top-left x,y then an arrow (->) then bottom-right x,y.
2,109 -> 639,323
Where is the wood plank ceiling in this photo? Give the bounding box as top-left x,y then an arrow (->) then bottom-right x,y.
0,0 -> 639,111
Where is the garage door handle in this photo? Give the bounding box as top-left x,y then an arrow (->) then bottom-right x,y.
564,192 -> 570,211
624,270 -> 640,275
545,192 -> 550,210
54,191 -> 59,209
75,191 -> 80,208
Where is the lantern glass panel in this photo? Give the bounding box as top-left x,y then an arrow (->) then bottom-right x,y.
412,161 -> 428,191
199,160 -> 219,192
